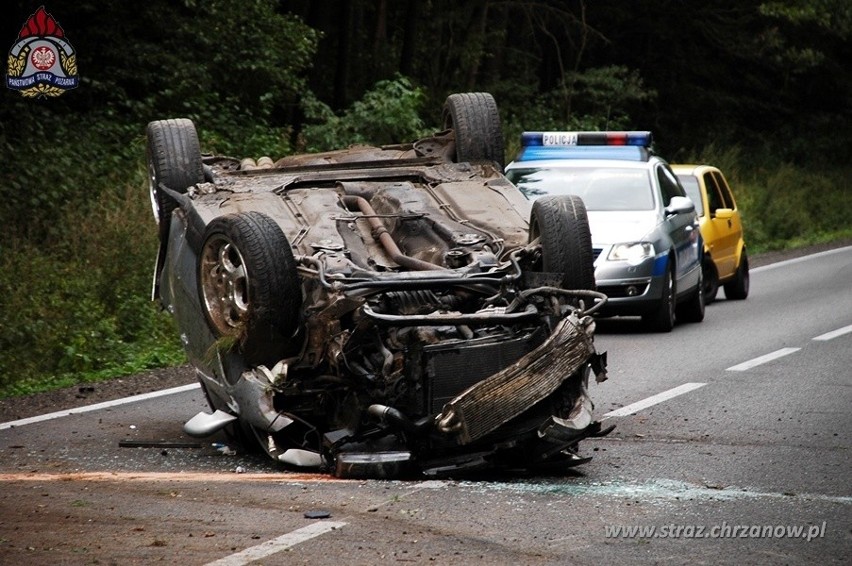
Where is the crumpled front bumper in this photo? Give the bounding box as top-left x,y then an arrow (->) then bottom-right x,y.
435,312 -> 605,445
184,309 -> 608,478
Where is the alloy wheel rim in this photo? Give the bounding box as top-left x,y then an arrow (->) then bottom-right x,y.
200,234 -> 250,335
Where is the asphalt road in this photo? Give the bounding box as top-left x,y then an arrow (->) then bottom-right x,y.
1,247 -> 850,565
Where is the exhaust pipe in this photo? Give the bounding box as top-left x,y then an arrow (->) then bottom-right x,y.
341,195 -> 445,271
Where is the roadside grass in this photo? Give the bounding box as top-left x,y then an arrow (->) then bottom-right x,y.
0,171 -> 185,398
1,143 -> 849,399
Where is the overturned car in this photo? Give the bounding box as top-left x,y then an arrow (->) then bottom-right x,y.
147,92 -> 611,479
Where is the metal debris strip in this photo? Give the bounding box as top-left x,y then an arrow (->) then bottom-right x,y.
118,440 -> 202,449
436,314 -> 595,444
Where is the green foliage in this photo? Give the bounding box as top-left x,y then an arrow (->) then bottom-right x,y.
0,0 -> 320,397
0,0 -> 319,239
0,178 -> 185,397
565,66 -> 657,126
62,0 -> 319,121
501,65 -> 656,163
301,76 -> 429,152
759,0 -> 851,39
0,109 -> 140,242
739,165 -> 852,250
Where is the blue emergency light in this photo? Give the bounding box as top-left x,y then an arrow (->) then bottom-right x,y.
521,131 -> 652,147
515,131 -> 653,162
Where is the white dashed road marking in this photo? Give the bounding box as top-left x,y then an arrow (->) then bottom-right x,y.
199,480 -> 442,565
603,383 -> 706,419
726,348 -> 801,372
813,324 -> 852,341
203,521 -> 347,566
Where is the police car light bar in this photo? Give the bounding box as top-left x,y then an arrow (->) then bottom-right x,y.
521,131 -> 652,148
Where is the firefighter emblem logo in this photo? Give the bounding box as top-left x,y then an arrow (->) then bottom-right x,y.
7,6 -> 78,98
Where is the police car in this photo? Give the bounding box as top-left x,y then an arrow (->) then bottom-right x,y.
505,131 -> 704,331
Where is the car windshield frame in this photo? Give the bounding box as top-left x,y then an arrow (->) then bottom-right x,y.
676,174 -> 705,216
506,166 -> 656,211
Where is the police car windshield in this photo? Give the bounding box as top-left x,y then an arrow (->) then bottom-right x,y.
506,167 -> 655,211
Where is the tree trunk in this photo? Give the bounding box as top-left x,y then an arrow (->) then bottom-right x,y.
400,0 -> 419,76
334,0 -> 353,109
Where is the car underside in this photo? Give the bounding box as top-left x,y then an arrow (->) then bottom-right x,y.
148,93 -> 611,479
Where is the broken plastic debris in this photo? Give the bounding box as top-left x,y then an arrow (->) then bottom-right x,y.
212,442 -> 236,456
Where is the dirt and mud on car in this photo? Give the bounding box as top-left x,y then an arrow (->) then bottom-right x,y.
147,92 -> 612,479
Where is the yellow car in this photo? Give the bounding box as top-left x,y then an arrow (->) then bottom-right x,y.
671,164 -> 749,302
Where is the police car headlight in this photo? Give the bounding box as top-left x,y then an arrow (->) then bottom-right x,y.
608,243 -> 655,265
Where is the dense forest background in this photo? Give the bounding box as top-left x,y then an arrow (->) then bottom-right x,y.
1,0 -> 850,395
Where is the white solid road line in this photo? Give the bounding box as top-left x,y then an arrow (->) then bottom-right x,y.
726,347 -> 801,372
203,521 -> 347,566
0,383 -> 201,430
750,245 -> 852,273
813,324 -> 852,341
602,383 -> 707,419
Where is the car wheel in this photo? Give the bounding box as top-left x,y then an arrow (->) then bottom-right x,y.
702,255 -> 719,304
198,211 -> 302,367
146,118 -> 204,240
724,249 -> 750,300
442,92 -> 505,168
642,260 -> 675,332
676,266 -> 705,323
529,195 -> 596,292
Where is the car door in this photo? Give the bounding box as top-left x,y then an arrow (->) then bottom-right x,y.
657,165 -> 700,289
703,170 -> 740,279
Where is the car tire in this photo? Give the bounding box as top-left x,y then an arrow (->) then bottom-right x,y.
146,118 -> 204,240
529,195 -> 596,292
724,249 -> 750,300
198,211 -> 302,367
702,254 -> 719,304
642,260 -> 675,332
442,92 -> 505,168
676,266 -> 705,323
